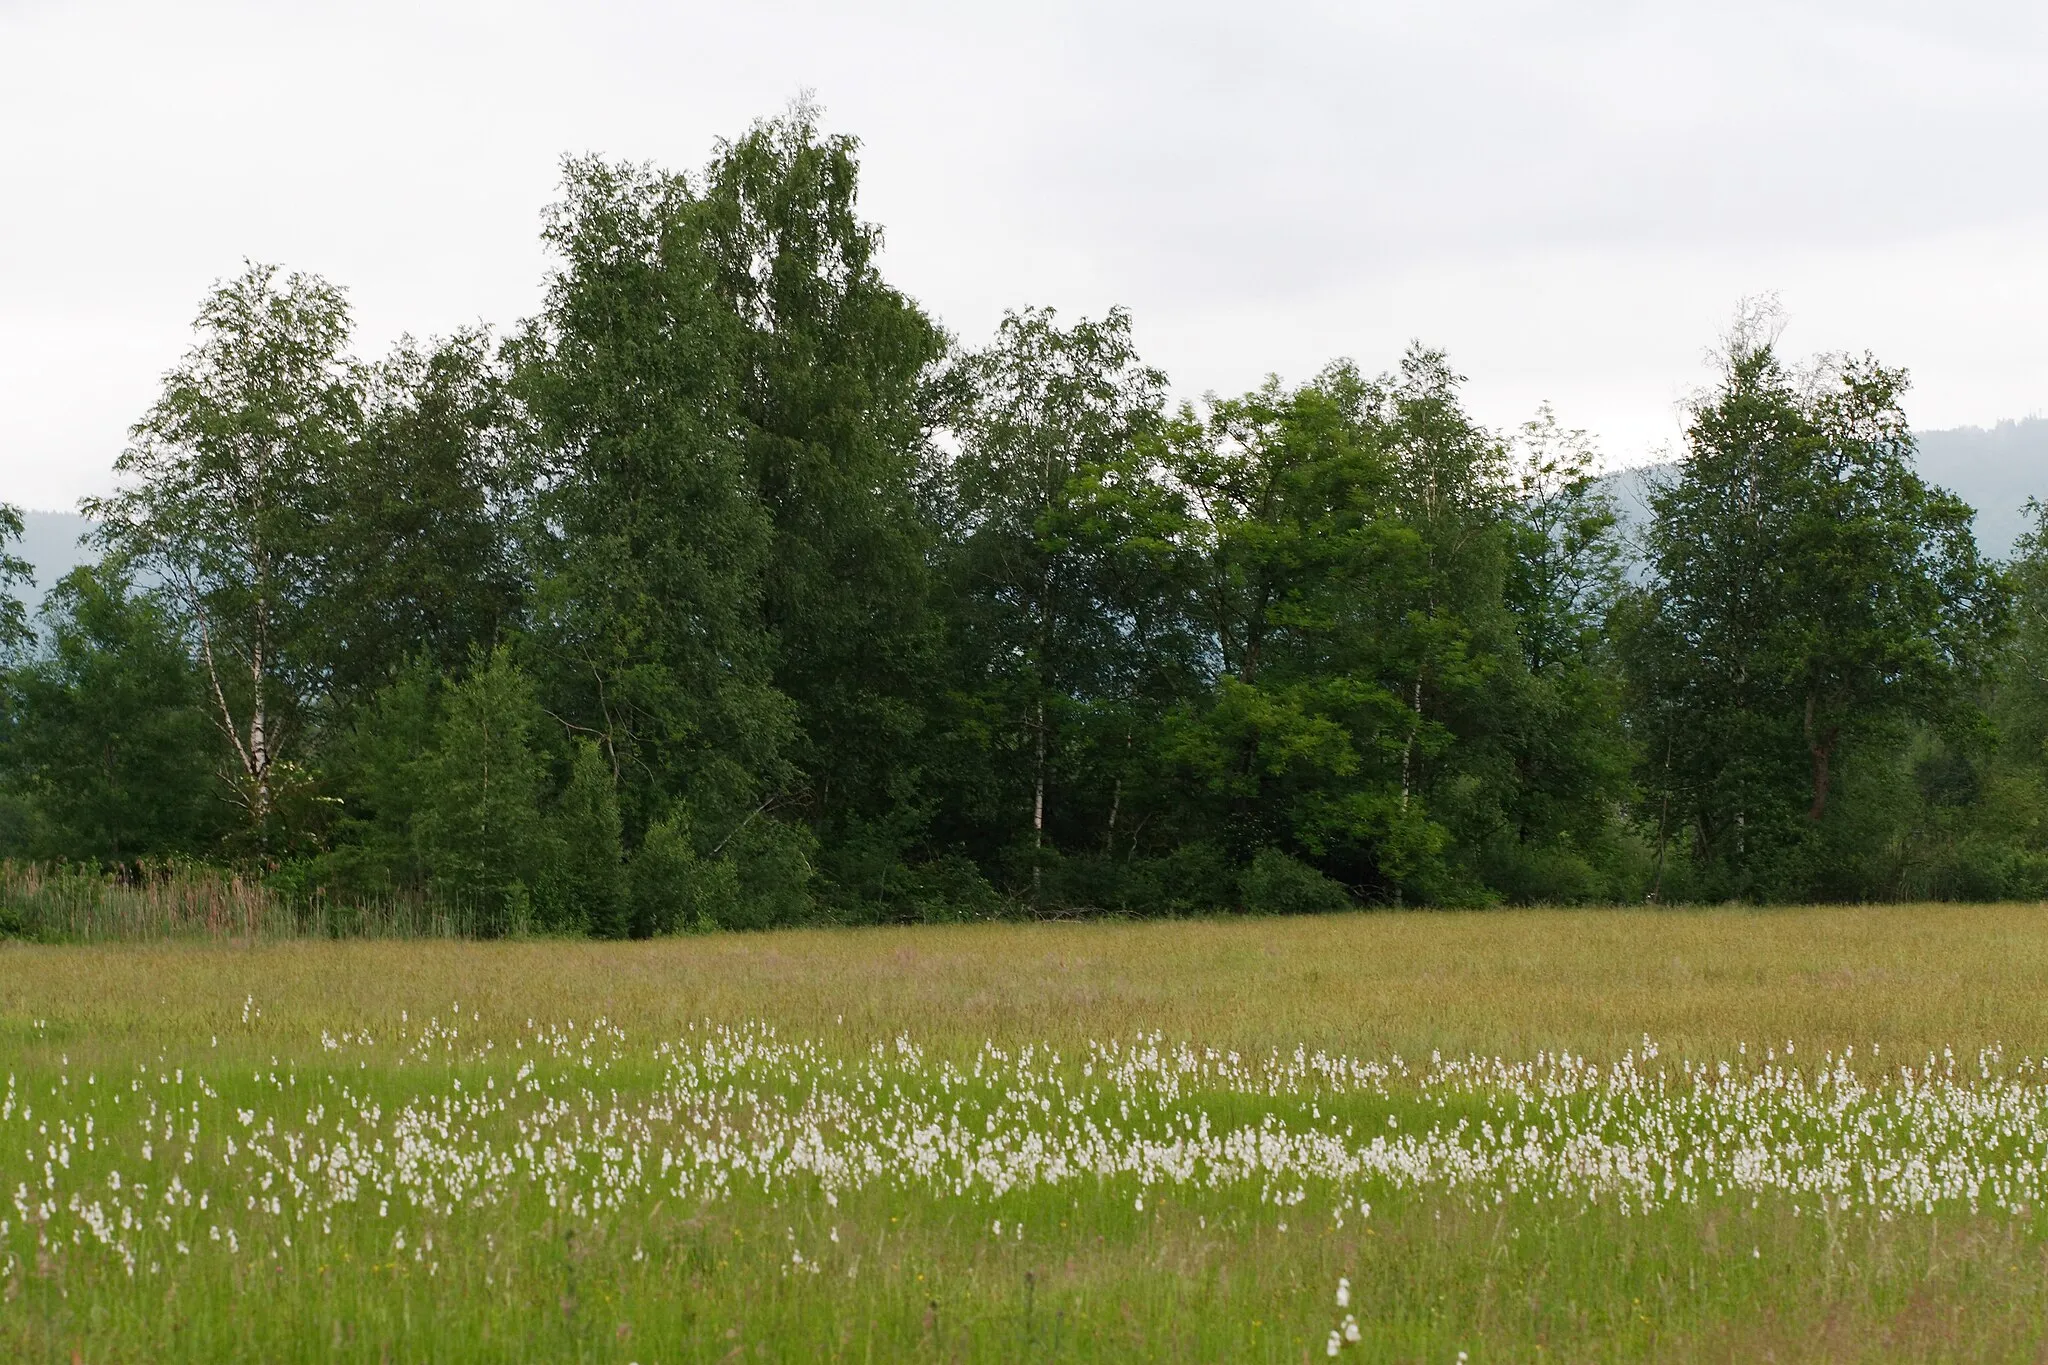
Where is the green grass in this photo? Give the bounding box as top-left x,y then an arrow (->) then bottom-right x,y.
7,904 -> 2048,1361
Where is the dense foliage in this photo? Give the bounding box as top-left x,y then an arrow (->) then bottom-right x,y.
6,108 -> 2044,926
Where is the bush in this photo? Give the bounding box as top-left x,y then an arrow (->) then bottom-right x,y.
716,815 -> 816,930
543,740 -> 626,936
896,854 -> 1005,923
1239,848 -> 1352,916
413,648 -> 549,931
626,810 -> 703,936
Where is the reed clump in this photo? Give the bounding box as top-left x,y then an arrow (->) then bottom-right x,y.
0,860 -> 489,942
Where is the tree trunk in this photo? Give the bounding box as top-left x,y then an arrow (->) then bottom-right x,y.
1032,697 -> 1045,908
247,595 -> 272,830
1807,736 -> 1837,821
194,583 -> 275,848
1649,736 -> 1673,903
1804,692 -> 1837,822
1034,554 -> 1052,909
1399,678 -> 1422,809
1103,727 -> 1133,856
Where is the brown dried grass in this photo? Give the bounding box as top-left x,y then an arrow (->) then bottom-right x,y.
6,901 -> 2046,1064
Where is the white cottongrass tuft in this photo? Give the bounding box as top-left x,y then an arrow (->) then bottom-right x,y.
8,1020 -> 2048,1282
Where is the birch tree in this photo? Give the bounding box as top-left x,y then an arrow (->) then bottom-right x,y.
938,307 -> 1170,902
1623,328 -> 2004,896
87,263 -> 358,846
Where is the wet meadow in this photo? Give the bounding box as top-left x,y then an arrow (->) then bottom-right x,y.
6,904 -> 2048,1361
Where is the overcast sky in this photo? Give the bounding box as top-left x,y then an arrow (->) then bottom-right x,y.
4,0 -> 2046,509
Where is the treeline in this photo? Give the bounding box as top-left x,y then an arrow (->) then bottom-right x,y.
3,108 -> 2044,929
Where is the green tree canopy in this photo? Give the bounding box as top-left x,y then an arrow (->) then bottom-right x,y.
0,567 -> 224,862
1624,325 -> 2004,897
514,155 -> 790,839
86,263 -> 359,845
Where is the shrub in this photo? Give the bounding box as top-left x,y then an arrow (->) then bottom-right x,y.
626,810 -> 701,936
1240,848 -> 1352,916
544,740 -> 626,936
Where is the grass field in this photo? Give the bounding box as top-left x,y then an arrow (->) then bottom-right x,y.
7,904 -> 2048,1361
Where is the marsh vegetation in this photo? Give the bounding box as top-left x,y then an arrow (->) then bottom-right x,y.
9,907 -> 2048,1359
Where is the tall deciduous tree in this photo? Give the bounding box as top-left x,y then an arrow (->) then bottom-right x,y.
1166,362 -> 1436,900
701,104 -> 950,869
935,307 -> 1184,898
1624,321 -> 2004,895
1495,408 -> 1634,896
1787,359 -> 2002,819
515,156 -> 790,837
87,263 -> 359,845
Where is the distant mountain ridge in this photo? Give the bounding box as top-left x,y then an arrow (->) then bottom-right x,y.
1915,420 -> 2048,559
